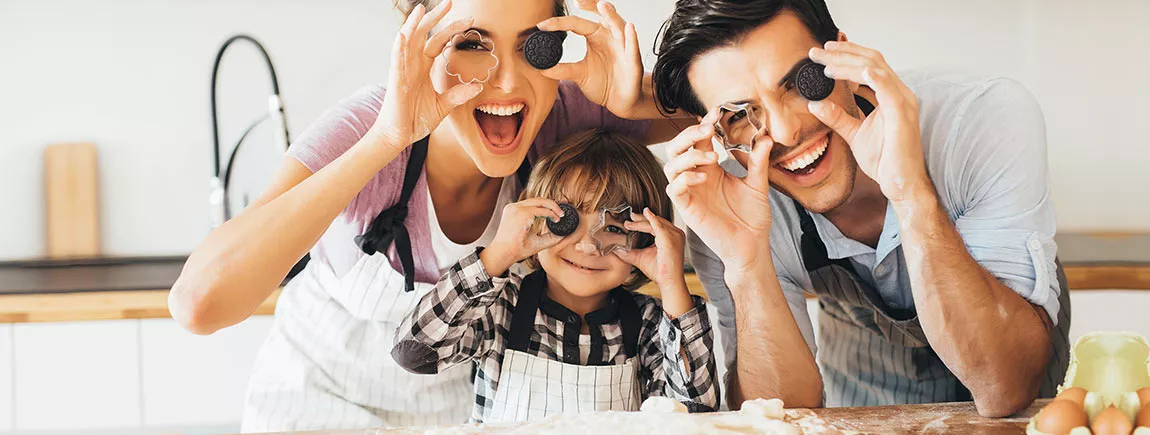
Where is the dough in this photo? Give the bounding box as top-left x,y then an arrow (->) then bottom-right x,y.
740,398 -> 787,420
640,396 -> 689,413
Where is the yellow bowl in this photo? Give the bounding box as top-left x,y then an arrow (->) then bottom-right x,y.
1027,331 -> 1150,435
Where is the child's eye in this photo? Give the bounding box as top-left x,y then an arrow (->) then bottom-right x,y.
605,225 -> 627,235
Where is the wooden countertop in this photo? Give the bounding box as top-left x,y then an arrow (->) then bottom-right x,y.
1,233 -> 1147,324
814,399 -> 1045,434
250,399 -> 1049,434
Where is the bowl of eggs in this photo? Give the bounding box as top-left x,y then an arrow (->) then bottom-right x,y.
1027,332 -> 1150,435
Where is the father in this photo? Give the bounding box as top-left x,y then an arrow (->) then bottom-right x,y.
651,0 -> 1070,417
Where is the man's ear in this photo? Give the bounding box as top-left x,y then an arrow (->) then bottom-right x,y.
837,31 -> 849,43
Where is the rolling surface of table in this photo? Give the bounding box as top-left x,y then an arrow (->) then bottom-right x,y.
249,399 -> 1050,435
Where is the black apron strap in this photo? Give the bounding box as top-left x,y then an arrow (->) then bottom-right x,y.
353,136 -> 429,292
613,288 -> 643,359
794,199 -> 856,274
794,93 -> 874,273
854,93 -> 875,116
515,156 -> 532,188
508,269 -> 547,352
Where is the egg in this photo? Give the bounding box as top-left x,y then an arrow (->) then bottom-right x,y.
1138,387 -> 1150,409
1036,399 -> 1089,434
1137,403 -> 1150,428
1091,406 -> 1133,435
1057,387 -> 1088,406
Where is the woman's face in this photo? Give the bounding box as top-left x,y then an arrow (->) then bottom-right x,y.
433,0 -> 560,177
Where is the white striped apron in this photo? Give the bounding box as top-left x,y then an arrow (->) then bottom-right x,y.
240,243 -> 473,432
792,200 -> 1071,406
484,273 -> 643,422
241,137 -> 530,432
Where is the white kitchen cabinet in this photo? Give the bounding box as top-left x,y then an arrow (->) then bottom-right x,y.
0,324 -> 13,431
140,316 -> 274,427
13,320 -> 141,430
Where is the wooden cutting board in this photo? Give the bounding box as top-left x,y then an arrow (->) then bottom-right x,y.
44,142 -> 100,258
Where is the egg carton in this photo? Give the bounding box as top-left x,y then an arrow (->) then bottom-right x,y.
1027,331 -> 1150,435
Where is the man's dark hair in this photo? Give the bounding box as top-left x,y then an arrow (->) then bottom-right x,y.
652,0 -> 840,116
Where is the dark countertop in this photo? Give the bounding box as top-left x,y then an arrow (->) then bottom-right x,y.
0,233 -> 1147,297
0,255 -> 187,295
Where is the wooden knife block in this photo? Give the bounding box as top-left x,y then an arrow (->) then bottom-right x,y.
44,142 -> 100,258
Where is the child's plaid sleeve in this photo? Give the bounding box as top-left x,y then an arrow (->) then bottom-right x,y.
640,295 -> 720,412
391,248 -> 518,375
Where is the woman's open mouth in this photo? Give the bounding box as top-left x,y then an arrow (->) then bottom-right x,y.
474,101 -> 526,155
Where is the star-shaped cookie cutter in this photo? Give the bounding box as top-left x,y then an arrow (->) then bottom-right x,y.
589,204 -> 651,255
441,29 -> 500,85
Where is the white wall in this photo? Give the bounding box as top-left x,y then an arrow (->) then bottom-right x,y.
0,0 -> 1147,260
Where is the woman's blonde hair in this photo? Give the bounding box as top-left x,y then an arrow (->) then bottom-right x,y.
522,129 -> 673,291
394,0 -> 567,19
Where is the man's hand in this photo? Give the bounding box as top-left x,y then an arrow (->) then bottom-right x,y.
807,41 -> 931,204
663,110 -> 776,269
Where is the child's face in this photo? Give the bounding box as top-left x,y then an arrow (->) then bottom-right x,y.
536,207 -> 634,298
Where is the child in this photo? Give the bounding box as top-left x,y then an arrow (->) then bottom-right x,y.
392,129 -> 718,423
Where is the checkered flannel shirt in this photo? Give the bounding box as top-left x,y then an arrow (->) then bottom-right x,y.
392,249 -> 719,422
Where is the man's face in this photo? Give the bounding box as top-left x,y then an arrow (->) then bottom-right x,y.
687,11 -> 861,213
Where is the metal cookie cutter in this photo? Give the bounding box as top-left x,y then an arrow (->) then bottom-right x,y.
441,29 -> 500,85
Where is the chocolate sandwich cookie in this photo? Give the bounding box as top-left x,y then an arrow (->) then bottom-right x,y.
523,30 -> 567,70
796,60 -> 835,101
547,203 -> 579,237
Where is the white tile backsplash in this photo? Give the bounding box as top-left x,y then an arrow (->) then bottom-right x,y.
1068,291 -> 1150,344
0,324 -> 13,431
13,320 -> 142,430
140,316 -> 274,427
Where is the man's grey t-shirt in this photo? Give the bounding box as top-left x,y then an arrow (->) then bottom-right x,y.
690,70 -> 1062,390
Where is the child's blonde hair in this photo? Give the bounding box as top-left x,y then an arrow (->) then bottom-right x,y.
522,129 -> 673,290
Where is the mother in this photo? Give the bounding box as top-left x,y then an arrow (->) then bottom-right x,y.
169,0 -> 676,431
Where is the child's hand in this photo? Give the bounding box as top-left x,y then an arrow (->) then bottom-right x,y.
614,208 -> 690,298
481,198 -> 566,277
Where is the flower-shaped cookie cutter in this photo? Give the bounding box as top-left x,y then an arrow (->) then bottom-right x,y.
440,29 -> 500,85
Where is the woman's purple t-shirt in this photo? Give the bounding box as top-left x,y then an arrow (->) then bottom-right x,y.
287,81 -> 650,284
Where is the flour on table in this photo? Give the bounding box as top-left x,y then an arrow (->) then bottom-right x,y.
371,398 -> 842,435
639,396 -> 689,413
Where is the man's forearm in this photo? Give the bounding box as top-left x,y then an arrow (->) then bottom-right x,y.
724,261 -> 823,409
894,187 -> 1052,417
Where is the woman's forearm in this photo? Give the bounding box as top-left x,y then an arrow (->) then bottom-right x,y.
169,130 -> 403,334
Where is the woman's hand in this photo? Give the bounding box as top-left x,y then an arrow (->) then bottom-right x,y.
614,208 -> 687,295
480,198 -> 566,277
663,110 -> 776,271
536,0 -> 645,119
374,0 -> 485,150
